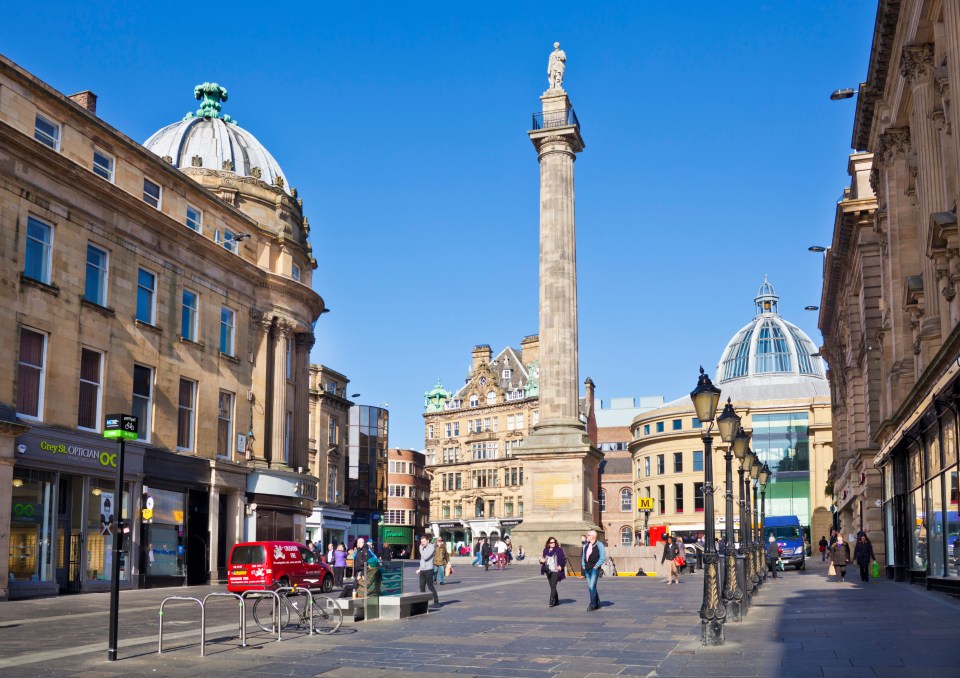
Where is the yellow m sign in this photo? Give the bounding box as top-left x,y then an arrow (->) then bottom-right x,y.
637,497 -> 655,511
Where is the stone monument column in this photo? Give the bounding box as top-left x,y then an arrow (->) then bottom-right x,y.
511,44 -> 604,550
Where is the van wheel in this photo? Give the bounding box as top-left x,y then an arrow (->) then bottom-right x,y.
322,576 -> 333,593
278,577 -> 290,589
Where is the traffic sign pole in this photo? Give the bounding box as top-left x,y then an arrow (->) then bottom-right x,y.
104,414 -> 136,662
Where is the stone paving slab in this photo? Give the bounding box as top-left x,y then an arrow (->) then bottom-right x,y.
0,559 -> 958,676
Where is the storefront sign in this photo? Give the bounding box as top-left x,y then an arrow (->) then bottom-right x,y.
500,518 -> 523,526
11,502 -> 42,524
248,470 -> 319,501
16,430 -> 144,475
435,521 -> 462,528
382,526 -> 412,541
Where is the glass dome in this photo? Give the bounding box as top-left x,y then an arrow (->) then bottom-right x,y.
717,277 -> 825,383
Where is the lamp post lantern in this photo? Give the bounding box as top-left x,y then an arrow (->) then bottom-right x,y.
689,367 -> 725,646
751,459 -> 762,581
759,463 -> 770,582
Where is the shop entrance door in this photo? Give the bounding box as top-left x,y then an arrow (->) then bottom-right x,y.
56,475 -> 84,594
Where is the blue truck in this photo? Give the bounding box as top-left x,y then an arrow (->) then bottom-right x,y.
764,515 -> 806,570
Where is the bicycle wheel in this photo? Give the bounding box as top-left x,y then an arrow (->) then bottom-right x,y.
253,595 -> 290,633
310,595 -> 343,634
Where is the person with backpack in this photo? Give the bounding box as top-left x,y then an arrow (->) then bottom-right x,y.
539,536 -> 566,607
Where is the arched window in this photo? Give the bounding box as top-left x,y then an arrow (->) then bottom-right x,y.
475,498 -> 484,517
620,526 -> 633,546
486,391 -> 497,404
469,394 -> 479,407
599,488 -> 606,511
620,488 -> 633,512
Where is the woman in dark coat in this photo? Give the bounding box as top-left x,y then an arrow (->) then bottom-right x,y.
853,534 -> 875,582
660,535 -> 681,585
539,536 -> 567,607
830,532 -> 851,582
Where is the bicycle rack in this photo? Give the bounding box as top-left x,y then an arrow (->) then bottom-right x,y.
240,589 -> 283,642
158,596 -> 205,657
201,592 -> 247,649
275,586 -> 314,636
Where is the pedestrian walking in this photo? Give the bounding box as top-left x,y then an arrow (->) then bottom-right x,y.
333,543 -> 346,587
853,534 -> 875,582
481,538 -> 493,571
494,537 -> 508,569
471,539 -> 484,567
581,529 -> 606,611
818,535 -> 828,561
661,535 -> 681,585
539,536 -> 567,607
381,543 -> 393,562
433,539 -> 449,584
766,532 -> 781,579
418,535 -> 440,606
830,532 -> 851,582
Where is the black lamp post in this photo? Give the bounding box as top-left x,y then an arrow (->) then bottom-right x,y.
759,462 -> 770,582
723,420 -> 746,621
751,459 -> 762,581
737,445 -> 756,596
689,367 -> 725,646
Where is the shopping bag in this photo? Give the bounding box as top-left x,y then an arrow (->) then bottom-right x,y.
871,561 -> 880,578
828,562 -> 836,576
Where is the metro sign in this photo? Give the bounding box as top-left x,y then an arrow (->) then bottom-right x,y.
104,414 -> 138,440
637,497 -> 655,512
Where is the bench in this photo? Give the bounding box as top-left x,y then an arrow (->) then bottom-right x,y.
332,597 -> 365,622
377,592 -> 433,620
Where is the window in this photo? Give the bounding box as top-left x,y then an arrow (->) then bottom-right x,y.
24,216 -> 53,284
327,465 -> 338,502
620,526 -> 633,546
77,348 -> 102,430
284,412 -> 291,464
483,417 -> 491,432
442,504 -> 450,519
675,483 -> 684,513
516,413 -> 525,429
136,269 -> 156,324
444,423 -> 451,437
453,422 -> 460,436
328,417 -> 338,445
486,391 -> 496,405
217,391 -> 234,458
656,422 -> 664,433
220,307 -> 235,355
694,482 -> 705,512
504,500 -> 514,517
488,500 -> 495,517
454,502 -> 462,517
388,485 -> 408,497
692,418 -> 702,429
92,148 -> 114,182
657,485 -> 665,513
643,424 -> 650,436
507,415 -> 515,431
217,229 -> 238,253
644,457 -> 650,477
533,411 -> 539,425
181,290 -> 198,341
132,364 -> 153,441
34,113 -> 60,150
475,498 -> 484,517
291,264 -> 301,282
177,378 -> 196,450
674,452 -> 683,473
428,424 -> 435,439
469,394 -> 479,407
502,369 -> 511,379
518,500 -> 523,516
84,244 -> 108,306
599,488 -> 606,511
620,488 -> 632,512
285,337 -> 293,380
143,178 -> 161,208
17,328 -> 46,419
693,450 -> 703,472
656,454 -> 665,474
185,205 -> 202,232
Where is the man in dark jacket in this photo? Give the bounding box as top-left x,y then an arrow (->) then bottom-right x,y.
481,538 -> 492,571
853,534 -> 875,582
766,532 -> 780,579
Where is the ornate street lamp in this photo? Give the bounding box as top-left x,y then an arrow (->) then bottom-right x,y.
726,425 -> 749,620
737,446 -> 757,596
759,462 -> 771,582
689,367 -> 724,646
751,457 -> 762,582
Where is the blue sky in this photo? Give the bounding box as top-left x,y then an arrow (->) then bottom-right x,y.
2,2 -> 877,449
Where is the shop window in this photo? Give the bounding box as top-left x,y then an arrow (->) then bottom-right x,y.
217,390 -> 234,458
176,378 -> 196,450
17,328 -> 47,420
86,479 -> 131,582
9,469 -> 56,584
77,348 -> 103,430
927,474 -> 946,577
142,487 -> 186,577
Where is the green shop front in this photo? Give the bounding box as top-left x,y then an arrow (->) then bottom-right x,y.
10,428 -> 143,598
379,525 -> 414,556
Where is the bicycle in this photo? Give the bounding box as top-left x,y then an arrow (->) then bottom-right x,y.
251,584 -> 342,635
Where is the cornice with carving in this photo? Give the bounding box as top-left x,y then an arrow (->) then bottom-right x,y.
876,127 -> 911,167
899,44 -> 935,85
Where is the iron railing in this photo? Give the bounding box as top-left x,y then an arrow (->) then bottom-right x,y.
531,108 -> 579,131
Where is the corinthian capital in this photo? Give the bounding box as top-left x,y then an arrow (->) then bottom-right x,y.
876,127 -> 911,166
900,44 -> 935,85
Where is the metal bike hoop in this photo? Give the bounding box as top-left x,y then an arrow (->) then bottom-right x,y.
201,592 -> 247,649
240,589 -> 282,641
275,586 -> 314,636
158,596 -> 205,656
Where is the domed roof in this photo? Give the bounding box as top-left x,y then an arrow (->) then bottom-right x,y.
144,83 -> 291,194
716,277 -> 826,384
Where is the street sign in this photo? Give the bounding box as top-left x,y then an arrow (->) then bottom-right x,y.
637,497 -> 655,511
104,414 -> 138,440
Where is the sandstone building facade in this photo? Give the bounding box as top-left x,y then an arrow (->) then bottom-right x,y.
384,448 -> 430,555
307,365 -> 353,548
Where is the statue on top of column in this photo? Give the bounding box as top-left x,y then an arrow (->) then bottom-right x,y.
547,42 -> 566,90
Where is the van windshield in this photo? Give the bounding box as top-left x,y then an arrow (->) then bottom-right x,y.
231,545 -> 266,565
770,526 -> 801,540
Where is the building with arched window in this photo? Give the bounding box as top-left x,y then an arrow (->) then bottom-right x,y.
630,280 -> 834,550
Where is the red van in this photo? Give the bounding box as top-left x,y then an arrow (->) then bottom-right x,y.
227,541 -> 333,593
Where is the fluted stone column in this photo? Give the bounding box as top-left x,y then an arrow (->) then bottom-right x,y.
511,50 -> 604,549
271,319 -> 292,468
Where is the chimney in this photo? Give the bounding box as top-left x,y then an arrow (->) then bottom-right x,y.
471,344 -> 492,373
520,334 -> 539,366
68,91 -> 97,115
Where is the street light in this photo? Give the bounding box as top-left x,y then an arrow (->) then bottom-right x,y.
720,413 -> 746,622
804,305 -> 820,311
759,462 -> 771,582
732,429 -> 752,612
689,368 -> 726,646
808,245 -> 827,253
830,88 -> 856,100
751,457 -> 763,581
742,450 -> 760,592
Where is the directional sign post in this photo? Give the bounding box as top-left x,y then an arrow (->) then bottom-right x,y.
104,414 -> 137,661
637,497 -> 654,546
